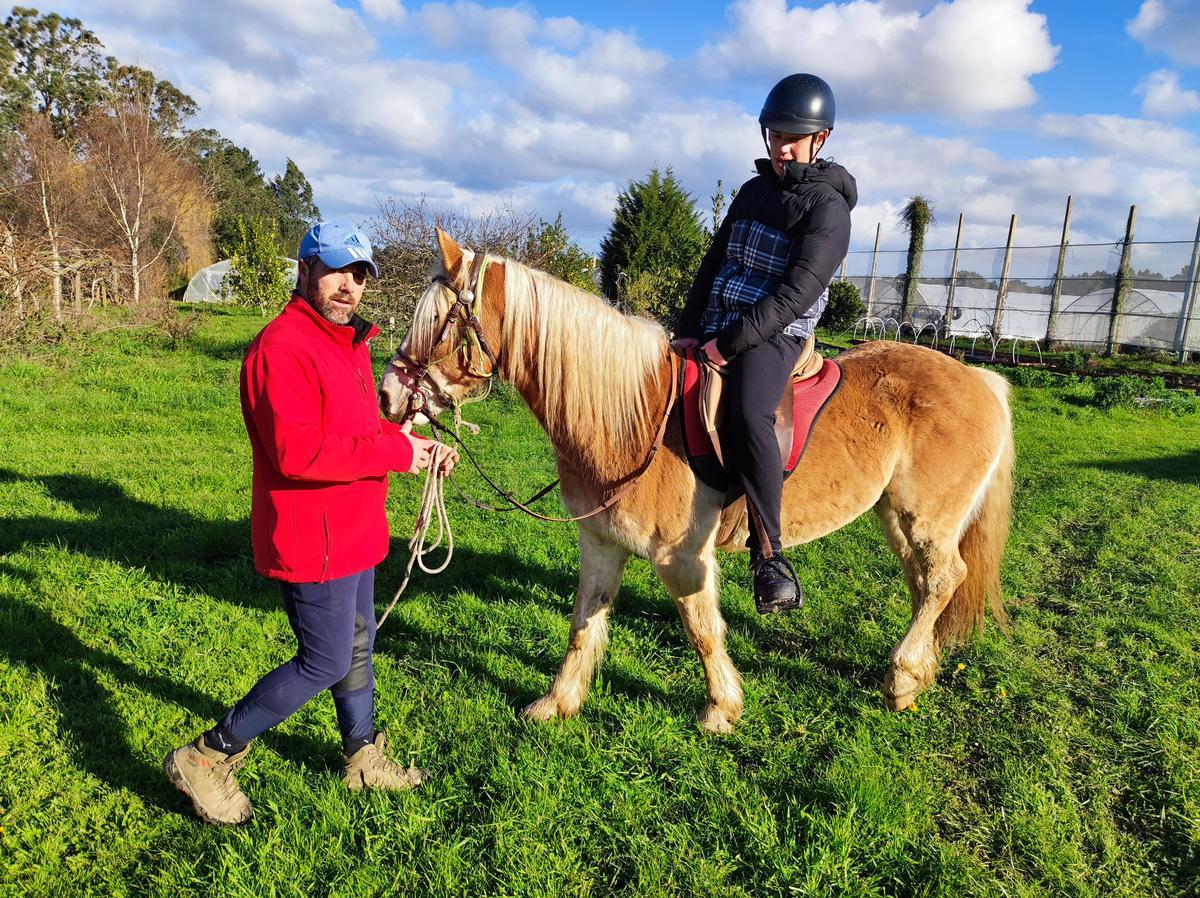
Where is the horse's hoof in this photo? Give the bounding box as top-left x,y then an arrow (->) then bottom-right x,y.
883,689 -> 916,711
521,695 -> 561,722
697,704 -> 736,735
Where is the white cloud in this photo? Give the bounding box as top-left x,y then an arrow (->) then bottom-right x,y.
1128,0 -> 1200,67
49,0 -> 1200,257
1038,113 -> 1200,168
1135,69 -> 1200,119
362,0 -> 407,26
416,1 -> 666,116
698,0 -> 1058,117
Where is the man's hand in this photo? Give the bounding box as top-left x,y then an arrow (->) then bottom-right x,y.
670,337 -> 700,351
701,338 -> 728,368
401,422 -> 458,475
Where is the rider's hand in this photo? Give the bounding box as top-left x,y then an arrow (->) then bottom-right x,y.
670,337 -> 700,350
701,338 -> 728,368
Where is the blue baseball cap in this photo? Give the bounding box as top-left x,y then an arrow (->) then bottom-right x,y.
298,222 -> 380,279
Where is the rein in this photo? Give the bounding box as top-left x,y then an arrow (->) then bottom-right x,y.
425,349 -> 678,524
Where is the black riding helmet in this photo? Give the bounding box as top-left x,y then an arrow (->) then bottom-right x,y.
758,73 -> 836,136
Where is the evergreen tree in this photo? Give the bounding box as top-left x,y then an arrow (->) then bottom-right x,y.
188,130 -> 282,258
270,158 -> 319,254
102,60 -> 197,138
4,7 -> 105,136
599,166 -> 705,323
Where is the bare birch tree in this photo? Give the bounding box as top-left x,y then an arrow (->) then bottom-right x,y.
80,99 -> 207,305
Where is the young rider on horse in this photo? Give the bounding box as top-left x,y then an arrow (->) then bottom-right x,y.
675,73 -> 858,615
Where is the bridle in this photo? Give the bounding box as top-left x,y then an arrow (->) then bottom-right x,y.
391,252 -> 500,425
388,251 -> 680,524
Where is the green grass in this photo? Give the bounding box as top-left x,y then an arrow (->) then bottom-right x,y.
2,307 -> 1198,897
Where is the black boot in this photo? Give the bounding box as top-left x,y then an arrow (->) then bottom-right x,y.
751,551 -> 804,614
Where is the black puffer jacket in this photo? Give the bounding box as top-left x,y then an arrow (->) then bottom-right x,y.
679,158 -> 857,357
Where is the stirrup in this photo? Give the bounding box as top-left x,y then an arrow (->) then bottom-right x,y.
752,553 -> 805,615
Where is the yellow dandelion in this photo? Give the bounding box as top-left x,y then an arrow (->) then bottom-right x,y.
955,662 -> 966,673
998,687 -> 1008,698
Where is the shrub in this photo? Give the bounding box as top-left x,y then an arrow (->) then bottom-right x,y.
819,280 -> 865,333
1093,375 -> 1142,409
222,217 -> 293,316
1061,350 -> 1086,371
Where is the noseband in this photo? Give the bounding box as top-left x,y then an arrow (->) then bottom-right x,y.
392,253 -> 500,423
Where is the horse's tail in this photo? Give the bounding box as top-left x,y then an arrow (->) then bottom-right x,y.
936,368 -> 1014,646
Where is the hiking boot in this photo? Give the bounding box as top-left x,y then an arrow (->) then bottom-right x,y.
163,738 -> 253,825
752,553 -> 804,615
343,731 -> 430,792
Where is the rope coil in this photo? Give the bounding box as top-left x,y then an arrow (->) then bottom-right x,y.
377,443 -> 455,628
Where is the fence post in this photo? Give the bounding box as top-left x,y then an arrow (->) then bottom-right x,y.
1174,214 -> 1200,362
866,222 -> 880,317
1106,204 -> 1137,356
992,213 -> 1017,339
1045,195 -> 1071,350
945,212 -> 963,331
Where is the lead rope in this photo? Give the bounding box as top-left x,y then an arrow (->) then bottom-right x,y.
377,443 -> 455,628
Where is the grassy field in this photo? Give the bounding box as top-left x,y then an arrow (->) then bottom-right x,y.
1,306 -> 1197,897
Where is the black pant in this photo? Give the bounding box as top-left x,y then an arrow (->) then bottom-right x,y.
720,331 -> 807,555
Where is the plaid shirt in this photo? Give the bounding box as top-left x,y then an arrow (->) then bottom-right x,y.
699,219 -> 828,340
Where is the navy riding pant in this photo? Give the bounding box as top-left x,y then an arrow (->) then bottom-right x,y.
221,567 -> 377,745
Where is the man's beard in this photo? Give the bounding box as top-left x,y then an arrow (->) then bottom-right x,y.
304,271 -> 356,325
313,294 -> 355,325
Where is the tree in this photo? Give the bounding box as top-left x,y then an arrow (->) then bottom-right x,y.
369,194 -> 538,324
898,195 -> 935,323
819,280 -> 865,333
7,112 -> 83,320
599,166 -> 705,323
81,100 -> 209,306
222,216 -> 292,316
524,214 -> 595,292
102,60 -> 197,138
270,158 -> 319,254
4,7 -> 105,136
187,130 -> 282,258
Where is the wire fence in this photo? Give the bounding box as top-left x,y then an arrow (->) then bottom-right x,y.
841,208 -> 1200,362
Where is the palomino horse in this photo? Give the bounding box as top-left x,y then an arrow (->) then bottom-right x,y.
379,232 -> 1013,733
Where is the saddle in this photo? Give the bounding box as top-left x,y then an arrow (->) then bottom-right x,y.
677,336 -> 843,548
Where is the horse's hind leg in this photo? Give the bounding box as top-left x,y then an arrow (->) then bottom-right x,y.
522,528 -> 628,722
879,514 -> 968,711
655,548 -> 743,734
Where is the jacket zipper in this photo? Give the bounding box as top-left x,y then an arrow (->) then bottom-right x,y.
321,511 -> 331,582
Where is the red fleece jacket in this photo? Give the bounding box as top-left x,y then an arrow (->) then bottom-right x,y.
240,296 -> 414,583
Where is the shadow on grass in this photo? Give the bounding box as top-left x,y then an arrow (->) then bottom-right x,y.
0,585 -> 340,818
1078,450 -> 1200,485
0,467 -> 897,750
373,543 -> 687,713
0,467 -> 271,613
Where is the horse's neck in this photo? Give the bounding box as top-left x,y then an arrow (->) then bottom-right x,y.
505,333 -> 671,488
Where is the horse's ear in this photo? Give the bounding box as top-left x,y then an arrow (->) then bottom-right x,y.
436,228 -> 465,284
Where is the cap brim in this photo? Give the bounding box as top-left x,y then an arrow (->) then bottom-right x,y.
315,249 -> 380,279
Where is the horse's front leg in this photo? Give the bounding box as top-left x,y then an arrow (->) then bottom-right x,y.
655,548 -> 743,734
522,528 -> 628,722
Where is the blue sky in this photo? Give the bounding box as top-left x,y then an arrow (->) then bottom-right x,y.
56,0 -> 1200,261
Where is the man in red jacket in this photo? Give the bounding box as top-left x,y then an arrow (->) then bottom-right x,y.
165,222 -> 455,826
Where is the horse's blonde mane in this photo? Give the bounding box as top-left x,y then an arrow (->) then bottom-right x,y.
498,257 -> 668,460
